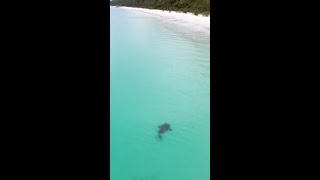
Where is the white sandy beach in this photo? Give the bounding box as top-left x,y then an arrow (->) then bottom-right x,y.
111,6 -> 210,32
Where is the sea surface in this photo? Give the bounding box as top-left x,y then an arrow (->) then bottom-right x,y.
110,7 -> 210,180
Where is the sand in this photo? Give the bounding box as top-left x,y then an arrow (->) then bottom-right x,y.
111,6 -> 210,31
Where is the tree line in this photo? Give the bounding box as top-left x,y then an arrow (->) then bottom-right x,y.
110,0 -> 210,16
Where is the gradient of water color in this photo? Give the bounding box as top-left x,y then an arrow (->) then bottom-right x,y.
111,7 -> 210,180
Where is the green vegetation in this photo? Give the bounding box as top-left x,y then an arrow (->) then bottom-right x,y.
110,0 -> 210,16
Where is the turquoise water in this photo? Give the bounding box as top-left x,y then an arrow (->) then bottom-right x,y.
110,7 -> 210,180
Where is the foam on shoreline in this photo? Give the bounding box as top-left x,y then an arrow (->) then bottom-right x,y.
111,6 -> 210,32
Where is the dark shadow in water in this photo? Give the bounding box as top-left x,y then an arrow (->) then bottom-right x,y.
157,123 -> 172,140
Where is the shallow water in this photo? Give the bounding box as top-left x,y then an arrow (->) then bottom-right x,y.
110,7 -> 210,180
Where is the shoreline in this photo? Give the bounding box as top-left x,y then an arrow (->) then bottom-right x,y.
110,6 -> 210,31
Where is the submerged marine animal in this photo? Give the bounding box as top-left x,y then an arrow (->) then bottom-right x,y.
158,123 -> 172,138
